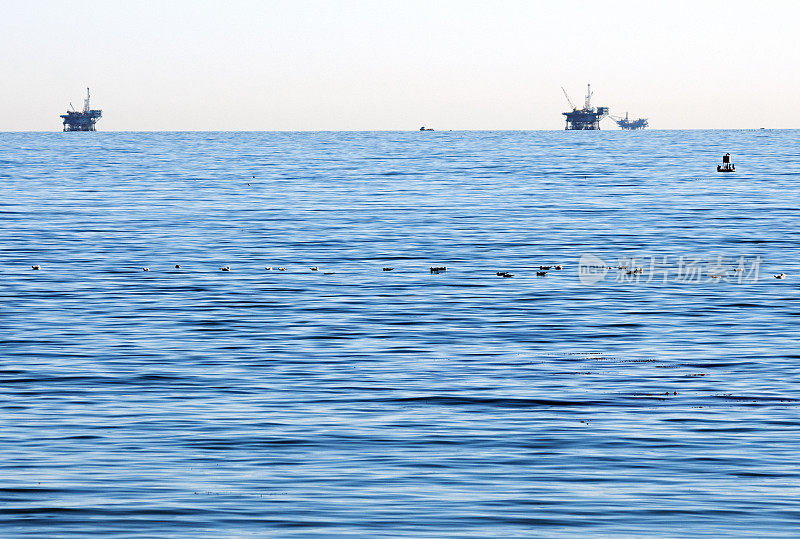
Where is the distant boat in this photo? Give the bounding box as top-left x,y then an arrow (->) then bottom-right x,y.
419,126 -> 434,131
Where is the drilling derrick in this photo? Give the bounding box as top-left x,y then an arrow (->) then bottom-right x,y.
613,112 -> 649,130
561,84 -> 609,130
60,88 -> 102,131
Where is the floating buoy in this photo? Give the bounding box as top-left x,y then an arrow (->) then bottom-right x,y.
717,153 -> 735,172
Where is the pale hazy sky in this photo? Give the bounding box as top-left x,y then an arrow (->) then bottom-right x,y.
2,0 -> 798,131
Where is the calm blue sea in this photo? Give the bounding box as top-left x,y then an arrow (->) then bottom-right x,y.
1,130 -> 799,536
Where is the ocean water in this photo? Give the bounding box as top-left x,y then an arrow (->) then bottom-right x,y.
1,130 -> 799,537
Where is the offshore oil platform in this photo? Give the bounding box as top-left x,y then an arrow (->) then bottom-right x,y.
561,85 -> 648,130
611,112 -> 648,130
60,88 -> 102,131
561,84 -> 609,130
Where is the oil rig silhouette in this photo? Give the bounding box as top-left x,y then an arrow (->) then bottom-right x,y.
60,88 -> 102,131
561,84 -> 609,130
561,85 -> 648,130
611,112 -> 648,130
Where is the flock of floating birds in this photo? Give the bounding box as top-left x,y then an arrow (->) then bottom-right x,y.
28,176 -> 784,279
27,264 -> 788,279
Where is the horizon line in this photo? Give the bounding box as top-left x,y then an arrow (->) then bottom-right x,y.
1,128 -> 796,134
